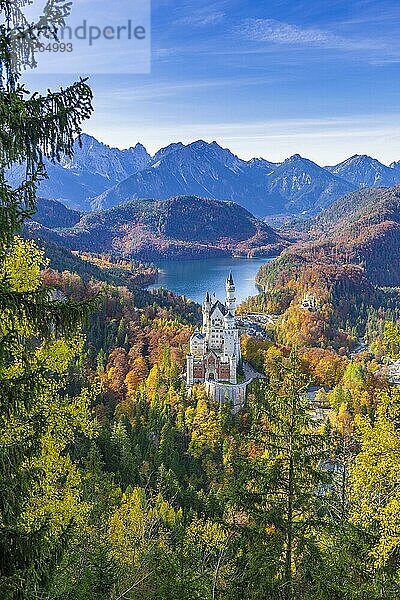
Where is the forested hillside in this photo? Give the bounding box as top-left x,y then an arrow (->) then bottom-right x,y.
243,186 -> 400,349
310,185 -> 400,286
27,195 -> 288,260
2,4 -> 400,600
30,197 -> 81,228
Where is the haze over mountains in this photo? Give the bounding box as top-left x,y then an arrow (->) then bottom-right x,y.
12,133 -> 400,218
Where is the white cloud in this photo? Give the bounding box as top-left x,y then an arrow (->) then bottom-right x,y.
237,18 -> 380,51
176,11 -> 224,27
99,75 -> 286,102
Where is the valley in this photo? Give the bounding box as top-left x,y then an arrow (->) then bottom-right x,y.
9,163 -> 400,600
4,2 -> 400,598
24,181 -> 400,355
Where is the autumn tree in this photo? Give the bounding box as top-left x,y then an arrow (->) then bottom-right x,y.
0,1 -> 95,596
382,321 -> 400,360
125,356 -> 149,397
350,388 -> 400,568
107,487 -> 181,599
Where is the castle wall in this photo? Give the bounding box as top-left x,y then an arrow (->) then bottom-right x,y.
205,380 -> 248,414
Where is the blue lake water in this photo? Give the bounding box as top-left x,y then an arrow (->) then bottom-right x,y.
148,257 -> 273,304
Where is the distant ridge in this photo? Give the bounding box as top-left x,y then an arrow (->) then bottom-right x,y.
326,154 -> 400,188
11,133 -> 400,217
91,142 -> 356,217
265,153 -> 355,213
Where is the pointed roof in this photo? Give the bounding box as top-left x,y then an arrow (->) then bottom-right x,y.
204,291 -> 210,303
191,328 -> 205,340
227,272 -> 234,286
210,300 -> 228,317
205,350 -> 219,360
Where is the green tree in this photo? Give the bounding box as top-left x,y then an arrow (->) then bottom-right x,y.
0,1 -> 95,596
350,388 -> 400,568
228,351 -> 329,600
47,445 -> 121,600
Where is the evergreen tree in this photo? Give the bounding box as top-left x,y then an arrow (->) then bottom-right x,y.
228,351 -> 329,599
350,388 -> 400,571
0,2 -> 95,597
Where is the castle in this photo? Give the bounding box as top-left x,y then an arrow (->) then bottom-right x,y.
186,273 -> 241,386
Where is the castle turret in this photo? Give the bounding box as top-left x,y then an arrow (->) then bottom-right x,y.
186,353 -> 194,386
224,311 -> 235,330
226,272 -> 236,315
229,354 -> 237,384
203,291 -> 211,310
202,291 -> 211,330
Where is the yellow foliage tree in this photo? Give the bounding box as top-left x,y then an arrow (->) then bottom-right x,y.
125,356 -> 149,397
0,237 -> 97,594
188,398 -> 222,459
350,389 -> 400,565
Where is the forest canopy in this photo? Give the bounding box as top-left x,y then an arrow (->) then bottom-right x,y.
1,2 -> 400,599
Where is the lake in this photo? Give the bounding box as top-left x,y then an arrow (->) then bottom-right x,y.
147,257 -> 273,304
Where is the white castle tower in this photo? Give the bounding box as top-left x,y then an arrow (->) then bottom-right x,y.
226,272 -> 236,314
186,273 -> 241,386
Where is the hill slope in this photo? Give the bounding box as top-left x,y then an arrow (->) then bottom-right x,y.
35,195 -> 288,261
311,186 -> 400,236
308,186 -> 400,286
249,186 -> 400,348
280,185 -> 400,287
31,197 -> 81,229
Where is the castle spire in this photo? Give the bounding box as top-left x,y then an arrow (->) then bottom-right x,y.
203,290 -> 212,331
226,272 -> 236,315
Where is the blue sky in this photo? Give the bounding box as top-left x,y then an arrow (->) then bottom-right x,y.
24,0 -> 400,164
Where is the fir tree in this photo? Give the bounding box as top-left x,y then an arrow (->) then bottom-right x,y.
228,351 -> 329,599
0,2 -> 95,597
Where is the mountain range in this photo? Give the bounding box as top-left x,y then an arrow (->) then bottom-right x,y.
11,134 -> 400,218
7,135 -> 151,211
